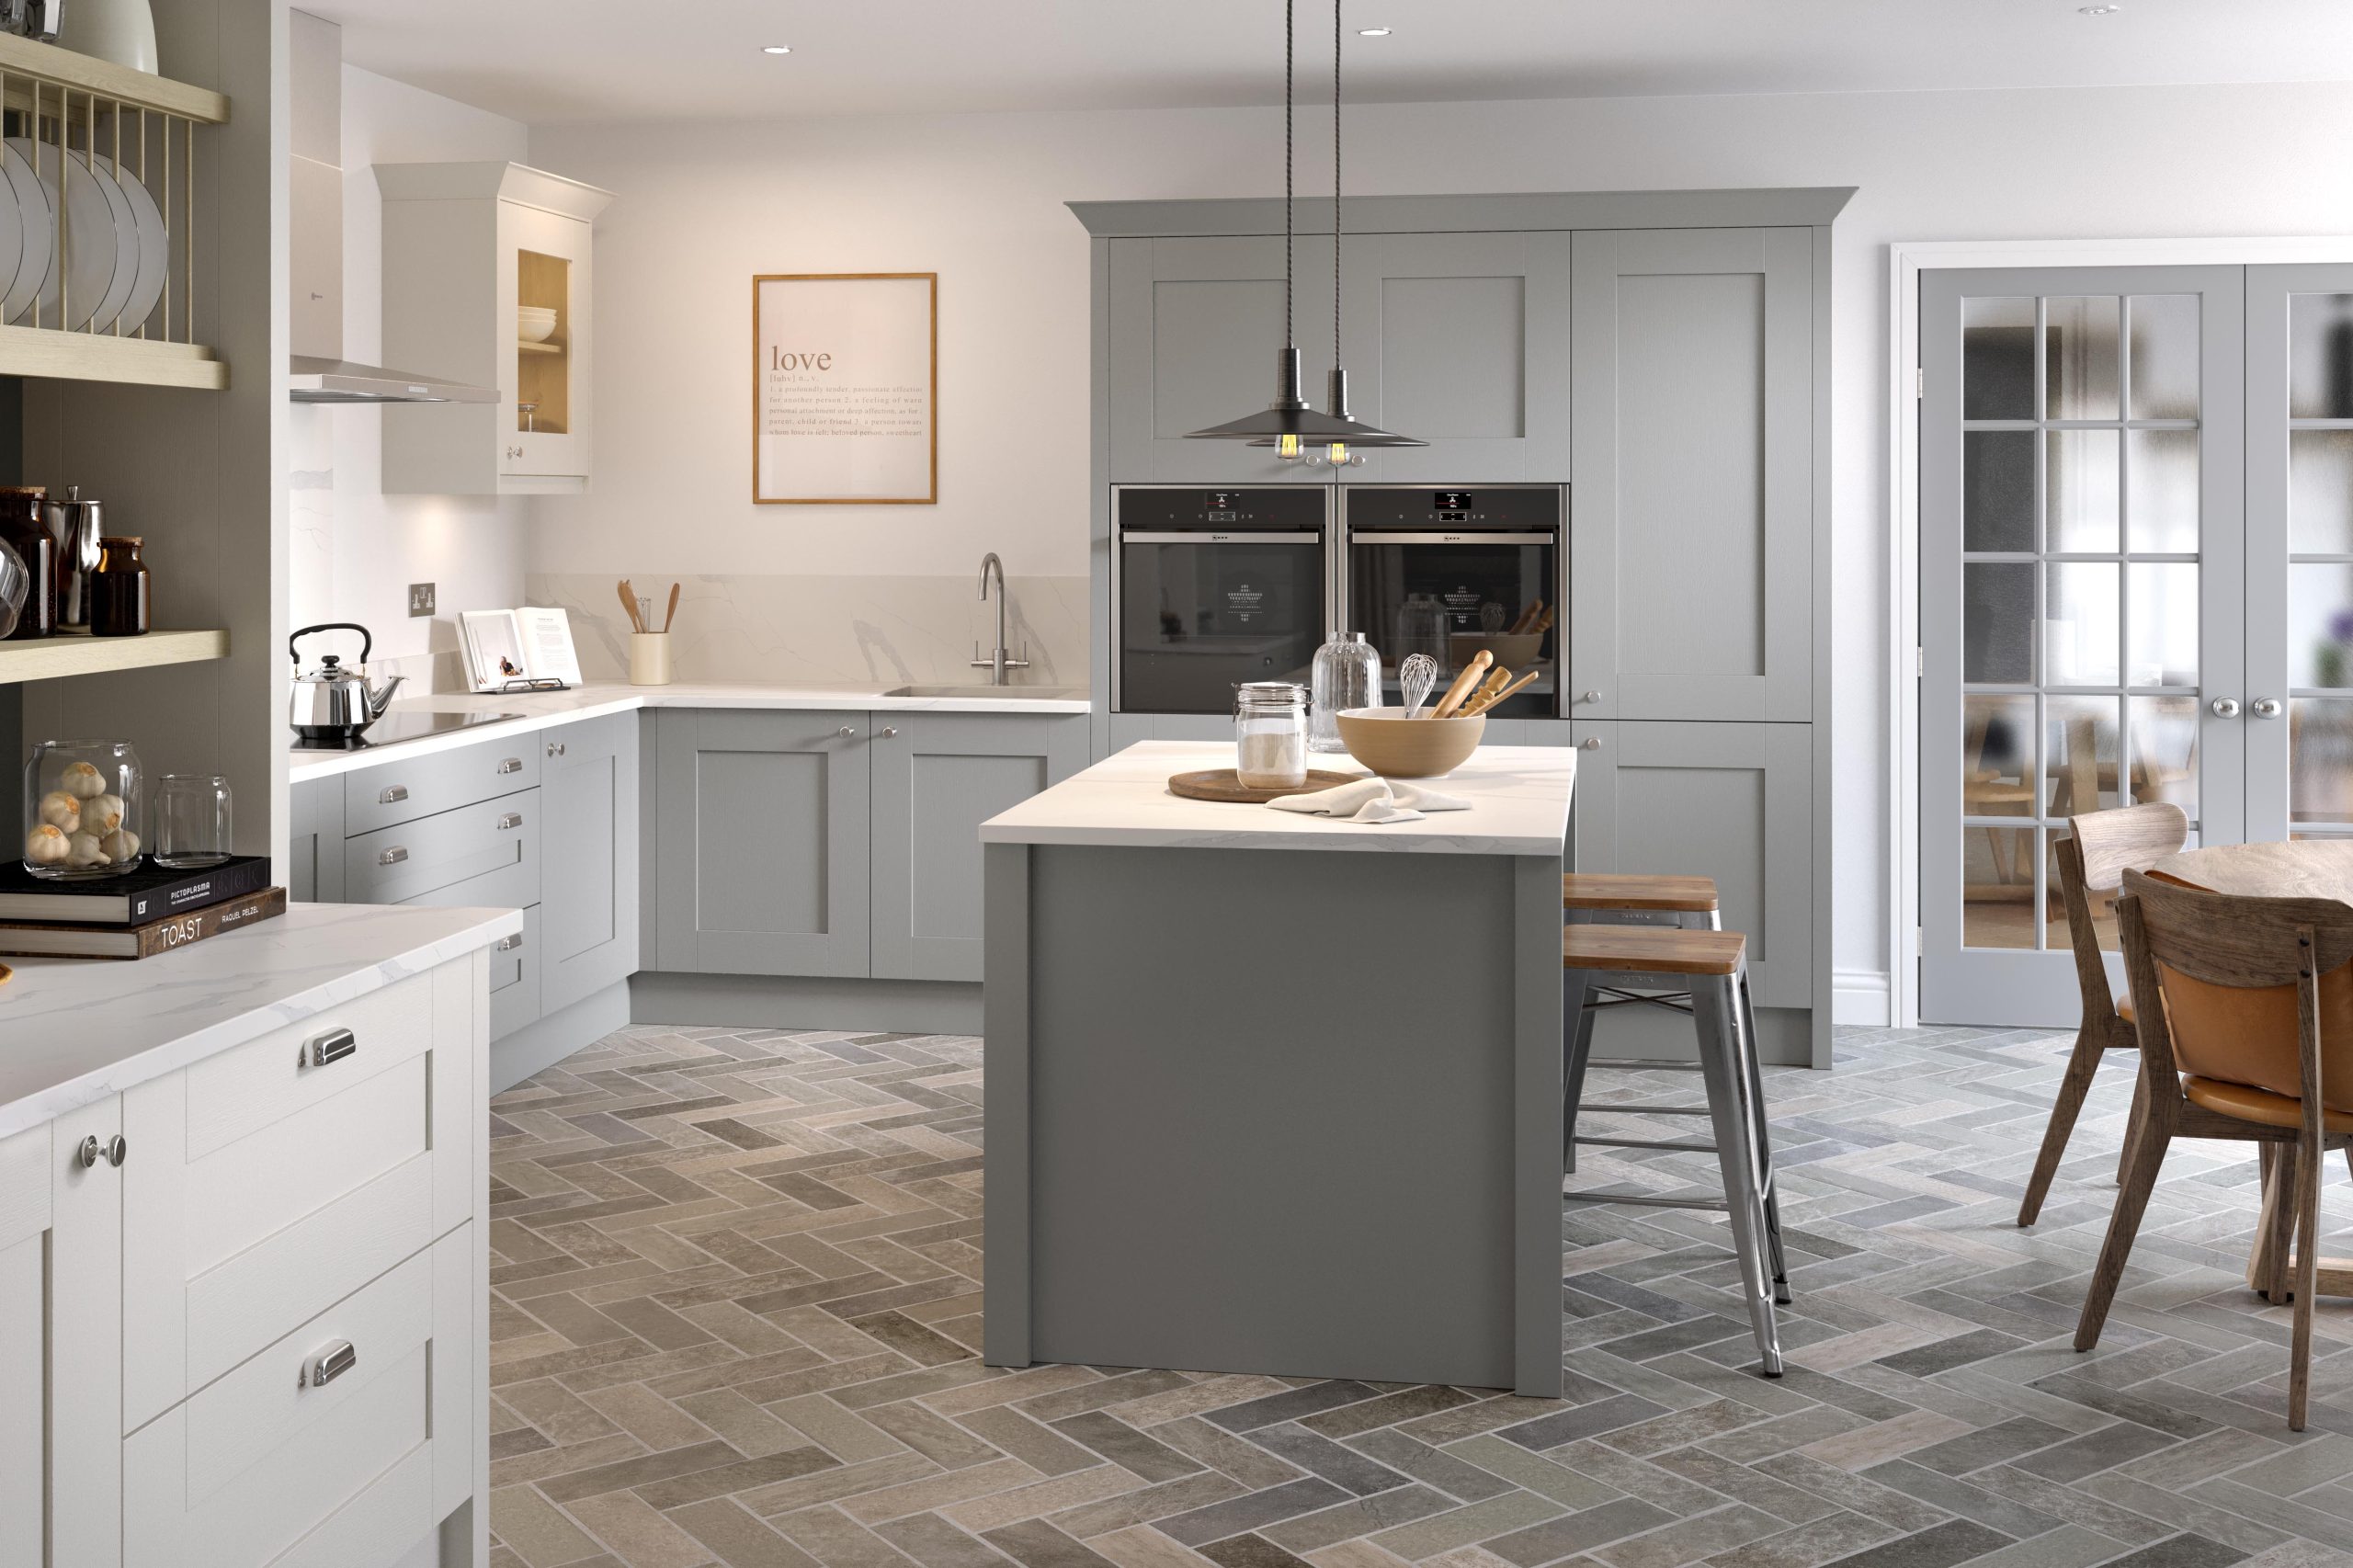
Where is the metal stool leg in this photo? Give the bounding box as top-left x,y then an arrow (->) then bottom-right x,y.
1692,972 -> 1782,1377
1563,975 -> 1599,1174
1733,968 -> 1790,1303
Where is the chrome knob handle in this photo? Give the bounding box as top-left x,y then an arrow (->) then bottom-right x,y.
77,1134 -> 124,1169
881,726 -> 899,738
1580,737 -> 1602,751
2211,697 -> 2241,719
2254,697 -> 2284,719
106,1135 -> 126,1168
75,1135 -> 98,1169
837,726 -> 856,738
1580,690 -> 1601,704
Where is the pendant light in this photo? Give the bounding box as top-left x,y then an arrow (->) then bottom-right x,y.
1250,0 -> 1423,466
1184,0 -> 1411,457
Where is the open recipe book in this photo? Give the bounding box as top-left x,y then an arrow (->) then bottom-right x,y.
459,607 -> 585,693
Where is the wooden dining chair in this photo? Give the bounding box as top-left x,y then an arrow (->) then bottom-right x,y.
2017,801 -> 2188,1227
2075,868 -> 2353,1430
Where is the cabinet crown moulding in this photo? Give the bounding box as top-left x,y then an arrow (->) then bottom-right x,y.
372,160 -> 614,224
1065,186 -> 1858,238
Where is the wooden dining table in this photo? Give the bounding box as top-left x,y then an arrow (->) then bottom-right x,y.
2143,838 -> 2353,1299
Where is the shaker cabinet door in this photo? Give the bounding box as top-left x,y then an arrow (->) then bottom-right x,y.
288,775 -> 345,903
870,713 -> 1087,982
1570,228 -> 1814,722
1336,230 -> 1571,483
540,710 -> 641,1014
654,710 -> 872,978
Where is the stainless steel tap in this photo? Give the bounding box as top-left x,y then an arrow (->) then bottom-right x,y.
972,551 -> 1031,686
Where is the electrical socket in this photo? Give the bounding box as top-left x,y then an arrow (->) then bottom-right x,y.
408,583 -> 436,618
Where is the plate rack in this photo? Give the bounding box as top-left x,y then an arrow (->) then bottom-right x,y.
0,32 -> 226,389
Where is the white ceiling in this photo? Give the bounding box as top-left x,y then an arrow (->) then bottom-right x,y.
303,0 -> 2353,125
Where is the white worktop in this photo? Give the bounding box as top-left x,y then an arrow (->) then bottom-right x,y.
981,741 -> 1574,856
288,680 -> 1092,781
0,902 -> 523,1139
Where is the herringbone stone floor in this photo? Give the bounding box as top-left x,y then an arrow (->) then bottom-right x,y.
483,1021 -> 2353,1568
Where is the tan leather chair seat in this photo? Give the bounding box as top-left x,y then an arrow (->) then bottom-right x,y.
2183,1075 -> 2353,1136
2160,960 -> 2353,1114
2117,994 -> 2135,1024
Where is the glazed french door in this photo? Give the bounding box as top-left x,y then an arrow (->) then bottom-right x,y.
1921,267 -> 2246,1024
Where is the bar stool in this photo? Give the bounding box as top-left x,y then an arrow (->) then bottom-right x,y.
1562,873 -> 1722,1176
1563,923 -> 1789,1376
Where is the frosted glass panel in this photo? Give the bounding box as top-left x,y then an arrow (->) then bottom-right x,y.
1962,431 -> 2033,552
2127,562 -> 2197,687
2046,296 -> 2120,421
2045,562 -> 2119,687
1963,562 -> 2034,684
2125,429 -> 2199,554
1963,693 -> 2035,805
1961,826 -> 2036,950
2046,834 -> 2120,953
2290,431 -> 2353,555
1963,297 -> 2034,420
2046,695 -> 2120,813
2291,698 -> 2353,824
2290,293 -> 2353,419
2130,694 -> 2199,819
2047,429 -> 2120,553
2290,562 -> 2353,688
2127,294 -> 2200,420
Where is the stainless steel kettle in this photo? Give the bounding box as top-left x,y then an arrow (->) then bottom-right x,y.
289,622 -> 404,743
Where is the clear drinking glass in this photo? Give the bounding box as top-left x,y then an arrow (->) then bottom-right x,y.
1233,680 -> 1311,790
23,739 -> 142,880
153,774 -> 232,869
1309,632 -> 1381,753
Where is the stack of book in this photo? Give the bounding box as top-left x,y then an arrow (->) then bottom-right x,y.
0,856 -> 284,959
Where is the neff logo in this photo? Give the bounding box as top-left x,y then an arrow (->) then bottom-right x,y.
770,348 -> 834,371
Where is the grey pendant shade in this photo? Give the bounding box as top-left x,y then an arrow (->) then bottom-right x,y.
1185,0 -> 1421,451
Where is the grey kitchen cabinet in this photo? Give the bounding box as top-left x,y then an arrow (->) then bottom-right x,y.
1336,231 -> 1571,483
489,904 -> 540,1040
540,710 -> 641,1014
1108,234 -> 1336,483
654,709 -> 871,977
1570,228 -> 1813,722
870,712 -> 1087,982
1563,719 -> 1813,1010
287,774 -> 343,903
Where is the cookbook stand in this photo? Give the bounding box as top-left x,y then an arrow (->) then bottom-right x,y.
489,677 -> 571,694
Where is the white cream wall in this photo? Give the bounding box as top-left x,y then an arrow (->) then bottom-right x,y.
528,80 -> 2353,1010
288,64 -> 529,687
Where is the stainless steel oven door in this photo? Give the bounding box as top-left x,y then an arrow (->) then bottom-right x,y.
1114,531 -> 1329,714
1342,529 -> 1563,717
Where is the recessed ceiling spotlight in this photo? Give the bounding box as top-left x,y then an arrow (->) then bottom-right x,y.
2076,4 -> 2120,13
762,44 -> 792,54
1358,26 -> 1392,36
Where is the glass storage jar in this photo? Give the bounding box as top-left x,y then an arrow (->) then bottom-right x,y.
24,739 -> 142,879
153,773 -> 232,868
1233,680 -> 1310,790
1392,592 -> 1448,674
1309,631 -> 1381,753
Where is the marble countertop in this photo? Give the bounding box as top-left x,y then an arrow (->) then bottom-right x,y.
289,680 -> 1092,781
980,741 -> 1574,856
0,902 -> 523,1139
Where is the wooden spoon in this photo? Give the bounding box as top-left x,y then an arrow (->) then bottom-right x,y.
1430,651 -> 1494,720
618,578 -> 644,633
663,582 -> 681,633
1460,669 -> 1540,718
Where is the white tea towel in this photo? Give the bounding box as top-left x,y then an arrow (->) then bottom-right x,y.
1267,777 -> 1470,824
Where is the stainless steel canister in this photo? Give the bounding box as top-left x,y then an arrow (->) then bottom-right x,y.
43,485 -> 100,631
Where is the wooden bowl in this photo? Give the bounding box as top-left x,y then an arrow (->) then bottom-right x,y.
1335,708 -> 1484,778
1448,631 -> 1543,669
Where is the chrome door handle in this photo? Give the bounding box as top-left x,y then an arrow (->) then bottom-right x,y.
378,784 -> 408,803
300,1339 -> 356,1390
378,846 -> 407,866
496,933 -> 523,952
837,726 -> 856,738
497,757 -> 524,774
1579,690 -> 1601,705
2254,697 -> 2284,719
2211,697 -> 2241,719
497,813 -> 523,830
300,1028 -> 357,1069
881,726 -> 899,738
74,1133 -> 124,1169
1580,737 -> 1602,751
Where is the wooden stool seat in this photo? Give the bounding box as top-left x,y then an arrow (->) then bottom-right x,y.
2184,1076 -> 2353,1136
1563,925 -> 1745,977
1563,872 -> 1719,914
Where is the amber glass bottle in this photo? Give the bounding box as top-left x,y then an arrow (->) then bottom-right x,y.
90,537 -> 148,637
0,485 -> 53,639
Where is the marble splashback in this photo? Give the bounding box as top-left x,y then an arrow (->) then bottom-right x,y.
523,574 -> 1090,692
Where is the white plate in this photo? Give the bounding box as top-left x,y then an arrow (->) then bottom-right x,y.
74,150 -> 137,333
6,137 -> 121,331
0,146 -> 23,329
87,152 -> 164,332
0,141 -> 50,324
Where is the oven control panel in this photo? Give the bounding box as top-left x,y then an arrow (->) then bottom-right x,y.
1117,487 -> 1331,530
1342,484 -> 1565,530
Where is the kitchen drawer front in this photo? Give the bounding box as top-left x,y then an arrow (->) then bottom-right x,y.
124,1226 -> 472,1568
181,970 -> 435,1159
342,733 -> 539,835
121,958 -> 478,1428
489,903 -> 541,1040
345,790 -> 540,910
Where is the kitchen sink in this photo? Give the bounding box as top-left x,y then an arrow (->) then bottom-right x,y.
885,684 -> 1088,700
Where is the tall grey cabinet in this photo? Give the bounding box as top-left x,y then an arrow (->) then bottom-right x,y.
1076,189 -> 1845,1064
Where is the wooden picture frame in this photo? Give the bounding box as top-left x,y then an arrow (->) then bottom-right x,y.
753,272 -> 938,505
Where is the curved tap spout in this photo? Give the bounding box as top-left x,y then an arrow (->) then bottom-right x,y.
972,552 -> 1029,686
978,552 -> 1004,600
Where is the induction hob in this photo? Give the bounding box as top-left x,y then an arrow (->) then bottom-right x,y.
290,710 -> 529,754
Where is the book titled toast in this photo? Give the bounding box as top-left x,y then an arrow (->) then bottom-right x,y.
0,887 -> 288,959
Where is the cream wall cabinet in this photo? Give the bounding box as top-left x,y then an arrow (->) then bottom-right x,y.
378,161 -> 614,495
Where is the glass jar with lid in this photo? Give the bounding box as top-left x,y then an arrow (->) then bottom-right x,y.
23,739 -> 142,879
1233,680 -> 1310,790
1309,631 -> 1381,753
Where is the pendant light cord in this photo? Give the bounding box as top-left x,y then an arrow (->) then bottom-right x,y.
1284,0 -> 1294,351
1333,0 -> 1342,370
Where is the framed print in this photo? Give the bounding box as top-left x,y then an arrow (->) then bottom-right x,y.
754,272 -> 937,504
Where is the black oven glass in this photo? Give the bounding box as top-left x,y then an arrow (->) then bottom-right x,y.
1345,487 -> 1562,719
1117,489 -> 1329,714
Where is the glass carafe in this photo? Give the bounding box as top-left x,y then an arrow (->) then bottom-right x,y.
1309,631 -> 1381,753
1392,592 -> 1448,676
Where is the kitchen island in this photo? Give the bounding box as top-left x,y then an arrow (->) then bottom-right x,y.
981,741 -> 1574,1396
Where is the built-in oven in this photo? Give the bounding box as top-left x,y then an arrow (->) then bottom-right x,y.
1112,485 -> 1333,715
1342,484 -> 1566,719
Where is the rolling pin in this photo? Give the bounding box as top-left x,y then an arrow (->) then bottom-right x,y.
1460,669 -> 1541,718
1430,651 -> 1495,719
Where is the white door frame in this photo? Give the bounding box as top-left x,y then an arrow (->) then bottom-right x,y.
1888,236 -> 2353,1029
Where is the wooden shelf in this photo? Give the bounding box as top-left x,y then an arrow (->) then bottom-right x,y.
0,33 -> 230,124
0,629 -> 228,684
517,340 -> 562,356
0,325 -> 227,389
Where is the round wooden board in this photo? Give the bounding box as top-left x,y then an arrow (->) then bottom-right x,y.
1166,767 -> 1360,804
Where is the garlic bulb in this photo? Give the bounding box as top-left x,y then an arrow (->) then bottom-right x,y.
59,761 -> 106,800
24,824 -> 68,864
82,794 -> 125,835
37,790 -> 78,833
64,831 -> 106,868
101,828 -> 139,864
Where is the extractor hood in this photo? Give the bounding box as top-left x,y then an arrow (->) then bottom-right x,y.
286,11 -> 496,405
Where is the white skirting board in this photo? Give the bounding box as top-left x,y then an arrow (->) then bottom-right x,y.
1833,970 -> 1892,1028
